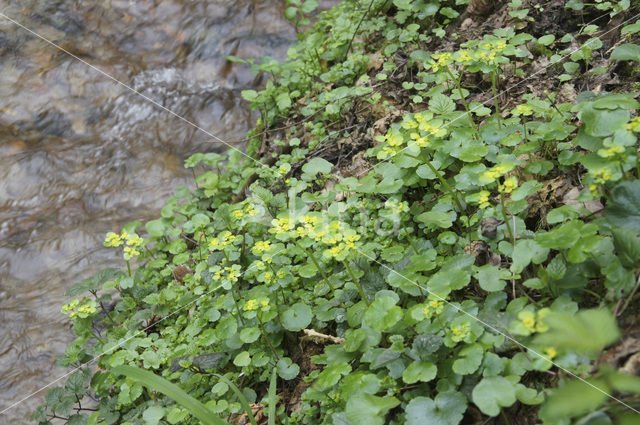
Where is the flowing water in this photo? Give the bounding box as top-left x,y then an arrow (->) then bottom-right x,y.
0,1 -> 301,422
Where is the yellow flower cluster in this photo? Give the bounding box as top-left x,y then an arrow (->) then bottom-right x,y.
431,51 -> 453,72
105,231 -> 143,260
467,190 -> 491,209
591,168 -> 613,184
626,116 -> 640,132
232,203 -> 258,221
450,322 -> 471,342
252,240 -> 272,255
385,199 -> 409,214
598,145 -> 625,158
512,104 -> 533,117
62,298 -> 97,319
322,228 -> 361,260
499,176 -> 518,194
244,298 -> 269,311
517,309 -> 550,335
544,347 -> 558,360
209,231 -> 238,251
480,162 -> 514,184
212,265 -> 241,284
421,299 -> 444,319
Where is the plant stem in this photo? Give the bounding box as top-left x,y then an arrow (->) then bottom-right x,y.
422,158 -> 465,213
343,261 -> 369,305
293,240 -> 334,291
499,192 -> 515,243
618,273 -> 640,316
258,315 -> 280,360
446,67 -> 479,138
491,71 -> 502,128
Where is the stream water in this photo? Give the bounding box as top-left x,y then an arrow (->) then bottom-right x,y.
0,1 -> 300,422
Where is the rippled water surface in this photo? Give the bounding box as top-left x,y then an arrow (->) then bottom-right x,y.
0,1 -> 299,422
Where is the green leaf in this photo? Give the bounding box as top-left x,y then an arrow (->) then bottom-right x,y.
537,34 -> 555,46
611,43 -> 640,62
233,351 -> 252,367
146,219 -> 168,237
143,406 -> 165,425
416,210 -> 453,228
300,0 -> 319,13
592,94 -> 640,110
474,265 -> 507,292
429,94 -> 455,114
315,363 -> 351,389
345,394 -> 400,425
298,263 -> 318,278
472,377 -> 517,416
581,106 -> 630,137
302,157 -> 333,176
539,378 -> 609,422
510,239 -> 549,273
612,227 -> 640,268
277,357 -> 300,380
405,392 -> 467,425
239,327 -> 261,343
276,92 -> 292,110
607,181 -> 640,231
402,360 -> 437,384
452,343 -> 483,375
112,365 -> 231,425
534,309 -> 620,356
282,303 -> 313,331
428,269 -> 470,297
364,296 -> 403,331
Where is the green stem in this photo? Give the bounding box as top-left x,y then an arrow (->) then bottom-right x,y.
446,67 -> 479,138
499,192 -> 515,243
422,158 -> 465,213
232,288 -> 246,326
491,71 -> 502,129
343,261 -> 369,305
258,315 -> 280,360
126,260 -> 131,278
293,240 -> 334,291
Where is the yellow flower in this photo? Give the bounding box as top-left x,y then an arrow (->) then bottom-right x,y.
626,117 -> 640,132
232,210 -> 245,220
401,119 -> 418,129
125,234 -> 143,247
500,176 -> 518,194
245,204 -> 257,217
598,145 -> 625,158
456,49 -> 473,63
270,217 -> 292,235
104,232 -> 123,247
244,299 -> 258,311
429,299 -> 444,315
410,132 -> 429,148
544,347 -> 558,360
255,260 -> 265,270
252,240 -> 271,255
260,299 -> 269,307
451,322 -> 471,342
387,132 -> 404,147
123,246 -> 140,260
512,104 -> 533,116
279,165 -> 289,175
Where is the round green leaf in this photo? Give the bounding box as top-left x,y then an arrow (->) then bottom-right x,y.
233,351 -> 251,367
239,327 -> 261,343
364,296 -> 403,331
472,377 -> 517,416
402,361 -> 437,384
406,392 -> 467,425
282,303 -> 313,331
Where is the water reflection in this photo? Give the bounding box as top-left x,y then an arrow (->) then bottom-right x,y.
0,0 -> 297,422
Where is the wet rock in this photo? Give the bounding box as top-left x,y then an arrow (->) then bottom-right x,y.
33,109 -> 73,138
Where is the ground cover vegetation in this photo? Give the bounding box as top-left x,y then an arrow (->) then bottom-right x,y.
31,0 -> 640,424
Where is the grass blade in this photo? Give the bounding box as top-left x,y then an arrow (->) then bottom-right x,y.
268,368 -> 278,425
214,373 -> 259,425
112,365 -> 230,425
